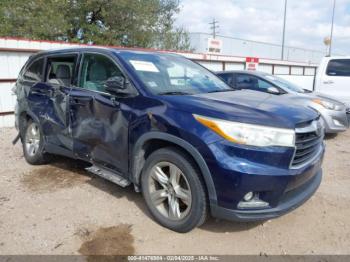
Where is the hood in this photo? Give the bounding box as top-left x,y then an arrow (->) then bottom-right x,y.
313,92 -> 346,105
285,91 -> 346,108
161,90 -> 319,129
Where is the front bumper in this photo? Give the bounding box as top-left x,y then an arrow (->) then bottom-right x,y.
211,169 -> 322,221
203,139 -> 325,222
320,108 -> 349,133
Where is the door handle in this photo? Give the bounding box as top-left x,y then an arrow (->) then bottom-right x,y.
71,97 -> 92,106
323,80 -> 334,84
110,97 -> 120,106
31,87 -> 53,96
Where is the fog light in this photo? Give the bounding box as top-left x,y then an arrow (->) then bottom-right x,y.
238,193 -> 269,209
243,192 -> 254,201
333,119 -> 344,127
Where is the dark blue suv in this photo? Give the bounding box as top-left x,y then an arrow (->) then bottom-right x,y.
14,47 -> 325,232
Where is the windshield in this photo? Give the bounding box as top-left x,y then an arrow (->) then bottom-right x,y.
263,74 -> 305,93
118,52 -> 232,95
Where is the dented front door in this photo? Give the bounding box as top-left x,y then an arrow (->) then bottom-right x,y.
69,88 -> 130,175
69,52 -> 134,175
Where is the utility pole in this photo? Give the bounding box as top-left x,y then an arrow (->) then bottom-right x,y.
209,18 -> 219,38
281,0 -> 288,60
329,0 -> 336,56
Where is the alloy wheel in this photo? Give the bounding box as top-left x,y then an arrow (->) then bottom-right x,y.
148,161 -> 192,220
25,122 -> 41,157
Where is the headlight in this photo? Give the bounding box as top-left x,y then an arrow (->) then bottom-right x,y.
194,114 -> 295,147
312,99 -> 343,111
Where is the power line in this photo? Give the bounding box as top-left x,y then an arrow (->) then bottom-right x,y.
209,18 -> 219,39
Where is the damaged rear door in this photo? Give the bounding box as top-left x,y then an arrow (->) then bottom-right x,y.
70,52 -> 134,176
23,53 -> 79,155
38,53 -> 79,154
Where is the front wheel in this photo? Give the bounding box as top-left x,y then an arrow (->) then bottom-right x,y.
22,120 -> 49,165
141,147 -> 208,233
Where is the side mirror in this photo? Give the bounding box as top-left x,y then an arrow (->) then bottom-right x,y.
267,86 -> 280,94
104,76 -> 137,96
105,76 -> 126,92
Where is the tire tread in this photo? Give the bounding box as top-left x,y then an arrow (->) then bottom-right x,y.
141,146 -> 208,232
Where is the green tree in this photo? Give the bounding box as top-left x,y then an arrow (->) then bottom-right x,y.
0,0 -> 192,51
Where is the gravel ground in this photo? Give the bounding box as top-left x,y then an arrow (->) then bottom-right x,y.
0,127 -> 349,255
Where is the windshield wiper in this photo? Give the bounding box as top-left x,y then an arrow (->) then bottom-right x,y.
207,89 -> 236,93
158,91 -> 193,96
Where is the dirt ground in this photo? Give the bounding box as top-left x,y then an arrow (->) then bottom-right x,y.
0,127 -> 349,255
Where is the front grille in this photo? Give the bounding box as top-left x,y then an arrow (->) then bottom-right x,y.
291,120 -> 324,168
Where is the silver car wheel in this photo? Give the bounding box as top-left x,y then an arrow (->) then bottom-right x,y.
25,122 -> 41,157
148,161 -> 192,221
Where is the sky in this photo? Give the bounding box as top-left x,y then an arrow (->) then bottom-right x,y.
175,0 -> 350,55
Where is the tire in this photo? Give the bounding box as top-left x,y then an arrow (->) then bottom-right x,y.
22,119 -> 49,165
141,147 -> 208,233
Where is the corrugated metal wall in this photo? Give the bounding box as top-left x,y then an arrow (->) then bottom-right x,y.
0,37 -> 318,127
0,52 -> 31,127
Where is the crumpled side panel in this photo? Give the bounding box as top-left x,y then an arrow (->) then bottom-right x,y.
70,91 -> 131,174
21,82 -> 72,151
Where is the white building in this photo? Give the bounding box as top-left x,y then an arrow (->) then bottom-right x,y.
189,32 -> 329,64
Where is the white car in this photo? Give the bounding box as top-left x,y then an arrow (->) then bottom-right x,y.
315,56 -> 350,107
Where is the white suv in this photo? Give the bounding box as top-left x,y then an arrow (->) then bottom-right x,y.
315,57 -> 350,107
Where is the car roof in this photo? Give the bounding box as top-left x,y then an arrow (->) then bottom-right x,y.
216,70 -> 267,76
32,46 -> 180,57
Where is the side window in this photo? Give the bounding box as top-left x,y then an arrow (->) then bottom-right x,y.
326,59 -> 350,77
79,53 -> 123,93
257,78 -> 273,90
235,74 -> 257,89
46,55 -> 77,86
218,73 -> 235,87
23,58 -> 44,82
235,75 -> 272,91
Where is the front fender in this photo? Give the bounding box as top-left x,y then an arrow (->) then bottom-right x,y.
131,131 -> 218,206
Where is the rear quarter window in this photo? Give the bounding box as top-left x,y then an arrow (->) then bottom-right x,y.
23,58 -> 44,82
326,59 -> 350,77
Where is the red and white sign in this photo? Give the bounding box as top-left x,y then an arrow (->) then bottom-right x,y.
246,57 -> 259,71
207,38 -> 222,54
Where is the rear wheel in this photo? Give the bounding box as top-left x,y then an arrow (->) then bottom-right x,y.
23,120 -> 49,165
141,147 -> 208,233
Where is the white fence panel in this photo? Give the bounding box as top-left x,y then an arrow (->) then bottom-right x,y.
291,66 -> 303,75
0,52 -> 31,78
305,67 -> 316,76
274,65 -> 289,75
225,62 -> 245,71
0,83 -> 16,112
0,115 -> 15,127
258,64 -> 273,74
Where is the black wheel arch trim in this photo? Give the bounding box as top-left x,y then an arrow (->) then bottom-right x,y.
17,109 -> 40,135
131,131 -> 218,206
